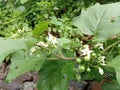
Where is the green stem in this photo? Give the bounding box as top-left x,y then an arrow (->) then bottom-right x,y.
101,40 -> 120,54
37,45 -> 76,61
52,52 -> 76,60
45,58 -> 59,60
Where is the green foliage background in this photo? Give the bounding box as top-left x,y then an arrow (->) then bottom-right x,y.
0,0 -> 120,90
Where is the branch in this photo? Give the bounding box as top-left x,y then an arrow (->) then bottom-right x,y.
36,45 -> 76,61
52,52 -> 76,60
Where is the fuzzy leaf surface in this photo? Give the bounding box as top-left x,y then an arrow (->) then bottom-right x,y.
73,2 -> 120,42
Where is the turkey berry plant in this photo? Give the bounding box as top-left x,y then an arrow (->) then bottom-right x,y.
1,1 -> 120,90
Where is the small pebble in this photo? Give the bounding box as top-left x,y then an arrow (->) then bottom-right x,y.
21,82 -> 36,90
24,87 -> 33,90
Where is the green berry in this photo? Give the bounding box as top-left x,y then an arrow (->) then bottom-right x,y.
84,56 -> 90,62
86,67 -> 91,72
92,53 -> 96,57
78,65 -> 85,72
76,58 -> 82,63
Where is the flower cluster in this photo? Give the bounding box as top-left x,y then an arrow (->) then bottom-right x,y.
47,32 -> 57,45
98,56 -> 106,66
30,46 -> 38,55
75,43 -> 106,76
37,41 -> 48,47
37,32 -> 57,48
80,45 -> 93,59
30,32 -> 58,56
95,43 -> 104,50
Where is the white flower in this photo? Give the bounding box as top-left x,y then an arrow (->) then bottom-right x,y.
81,45 -> 93,58
98,67 -> 104,75
47,32 -> 57,45
37,41 -> 48,47
101,56 -> 106,65
95,43 -> 104,50
81,41 -> 83,44
30,47 -> 37,55
30,47 -> 36,52
98,56 -> 106,66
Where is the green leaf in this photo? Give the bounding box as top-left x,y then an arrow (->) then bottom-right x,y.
50,16 -> 62,25
37,60 -> 75,90
11,50 -> 25,61
108,55 -> 120,84
33,21 -> 49,36
57,38 -> 71,49
62,49 -> 76,58
73,2 -> 120,42
22,37 -> 37,50
6,41 -> 47,82
0,38 -> 27,64
81,67 -> 103,81
7,57 -> 45,82
0,38 -> 39,81
20,0 -> 28,4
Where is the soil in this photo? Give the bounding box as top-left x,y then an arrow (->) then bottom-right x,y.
69,80 -> 103,90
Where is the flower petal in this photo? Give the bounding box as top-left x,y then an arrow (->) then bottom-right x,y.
98,67 -> 104,75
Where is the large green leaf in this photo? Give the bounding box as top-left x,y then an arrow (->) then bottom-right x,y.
0,38 -> 39,81
37,60 -> 75,90
108,55 -> 120,84
6,43 -> 46,81
33,21 -> 49,36
73,2 -> 120,42
0,38 -> 27,63
7,52 -> 45,81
